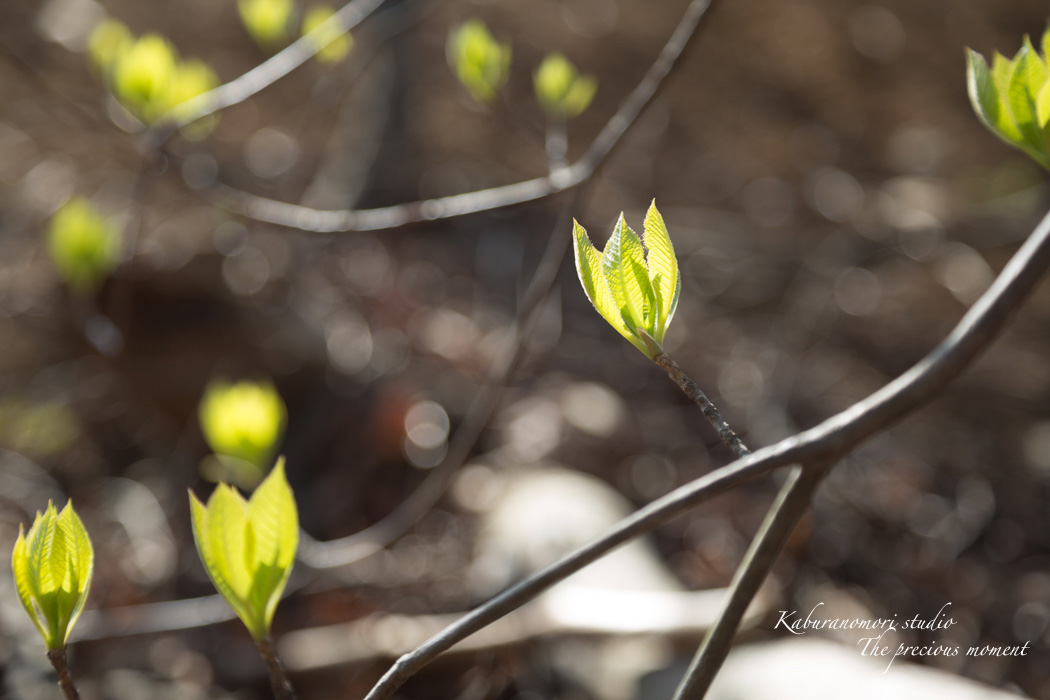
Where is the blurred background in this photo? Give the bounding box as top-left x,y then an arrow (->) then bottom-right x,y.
1,0 -> 1049,697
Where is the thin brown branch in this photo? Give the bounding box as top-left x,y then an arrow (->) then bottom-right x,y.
360,205 -> 1050,700
654,352 -> 749,458
672,463 -> 825,700
256,635 -> 298,700
210,0 -> 717,232
46,649 -> 80,700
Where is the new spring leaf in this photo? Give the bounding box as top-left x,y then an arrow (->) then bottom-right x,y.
447,19 -> 511,104
189,459 -> 298,641
199,378 -> 286,486
534,53 -> 597,118
238,0 -> 295,49
11,501 -> 94,650
48,197 -> 121,293
573,201 -> 681,358
967,25 -> 1050,169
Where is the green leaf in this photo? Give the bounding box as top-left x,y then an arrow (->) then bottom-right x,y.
572,220 -> 647,354
88,18 -> 132,77
1038,81 -> 1050,128
1043,23 -> 1050,64
967,50 -> 1004,136
12,501 -> 93,649
199,379 -> 286,486
533,53 -> 597,118
59,503 -> 94,645
641,202 -> 680,344
208,484 -> 252,599
47,197 -> 122,294
188,461 -> 299,641
12,526 -> 48,642
1007,43 -> 1050,166
446,20 -> 511,104
112,33 -> 178,118
247,459 -> 298,572
989,52 -> 1024,142
238,0 -> 294,48
190,491 -> 252,628
602,214 -> 651,334
562,75 -> 597,118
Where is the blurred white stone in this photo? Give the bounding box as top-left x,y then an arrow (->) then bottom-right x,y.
849,6 -> 906,64
705,638 -> 1025,700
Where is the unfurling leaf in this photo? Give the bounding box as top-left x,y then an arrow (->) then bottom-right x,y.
967,25 -> 1050,170
189,459 -> 298,641
572,201 -> 681,359
12,500 -> 94,650
446,19 -> 511,104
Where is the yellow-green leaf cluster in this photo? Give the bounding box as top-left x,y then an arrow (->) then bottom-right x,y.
11,501 -> 94,650
534,53 -> 597,119
573,201 -> 681,359
967,27 -> 1050,169
446,19 -> 511,104
302,5 -> 353,64
199,379 -> 286,486
239,0 -> 296,49
89,20 -> 220,129
189,460 -> 298,641
47,197 -> 122,294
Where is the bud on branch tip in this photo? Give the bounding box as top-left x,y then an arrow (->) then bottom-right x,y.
572,201 -> 681,359
11,500 -> 94,650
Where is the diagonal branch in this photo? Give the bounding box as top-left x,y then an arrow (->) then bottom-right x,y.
672,463 -> 825,700
360,206 -> 1050,699
208,0 -> 719,232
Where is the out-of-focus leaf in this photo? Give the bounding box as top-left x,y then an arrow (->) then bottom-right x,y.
446,20 -> 511,104
534,53 -> 597,118
238,0 -> 295,49
198,379 -> 286,487
47,197 -> 121,294
88,18 -> 132,76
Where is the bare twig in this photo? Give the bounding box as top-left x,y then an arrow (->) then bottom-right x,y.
654,352 -> 749,458
256,636 -> 298,700
210,0 -> 718,232
360,206 -> 1050,700
545,118 -> 568,174
144,0 -> 389,147
672,464 -> 825,700
46,649 -> 80,700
